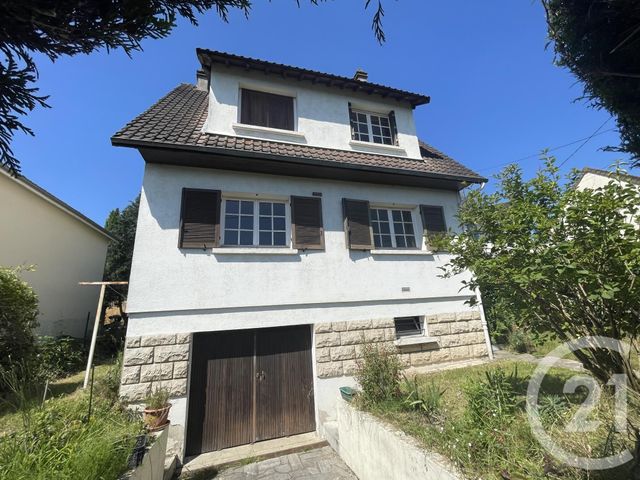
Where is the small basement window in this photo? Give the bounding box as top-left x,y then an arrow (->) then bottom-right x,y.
394,316 -> 423,338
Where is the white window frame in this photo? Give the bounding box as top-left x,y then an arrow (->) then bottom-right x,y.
369,206 -> 419,249
350,109 -> 393,145
220,195 -> 291,248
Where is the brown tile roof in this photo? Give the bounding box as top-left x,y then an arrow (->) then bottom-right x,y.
112,84 -> 486,184
196,49 -> 431,107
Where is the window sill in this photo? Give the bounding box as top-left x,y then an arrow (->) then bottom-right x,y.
371,249 -> 433,256
394,336 -> 439,348
232,123 -> 306,143
349,140 -> 407,156
211,247 -> 299,255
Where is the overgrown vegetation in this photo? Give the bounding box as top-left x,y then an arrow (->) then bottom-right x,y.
360,357 -> 634,479
0,356 -> 142,480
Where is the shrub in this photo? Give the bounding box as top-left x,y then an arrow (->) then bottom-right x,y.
36,336 -> 85,379
354,343 -> 402,405
0,266 -> 39,381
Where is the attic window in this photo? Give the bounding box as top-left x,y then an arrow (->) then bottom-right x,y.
394,316 -> 423,338
240,89 -> 294,131
350,110 -> 394,145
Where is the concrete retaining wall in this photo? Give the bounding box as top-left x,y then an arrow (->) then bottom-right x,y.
122,429 -> 168,480
334,399 -> 462,480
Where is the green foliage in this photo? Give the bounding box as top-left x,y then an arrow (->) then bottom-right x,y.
0,1 -> 386,174
93,353 -> 123,406
0,266 -> 39,380
543,0 -> 640,164
354,343 -> 402,405
36,336 -> 85,379
402,376 -> 445,421
443,158 -> 640,390
464,367 -> 519,427
144,388 -> 170,409
506,327 -> 535,354
0,395 -> 142,480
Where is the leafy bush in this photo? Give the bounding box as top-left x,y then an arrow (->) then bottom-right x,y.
354,343 -> 402,405
0,395 -> 142,480
402,376 -> 445,421
95,317 -> 127,360
36,336 -> 85,379
0,266 -> 39,382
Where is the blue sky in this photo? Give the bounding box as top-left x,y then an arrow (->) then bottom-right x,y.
11,0 -> 631,224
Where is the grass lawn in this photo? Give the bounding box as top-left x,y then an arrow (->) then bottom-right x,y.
364,360 -> 636,480
0,360 -> 143,480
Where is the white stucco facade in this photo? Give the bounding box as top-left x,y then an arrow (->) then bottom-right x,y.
204,64 -> 423,159
127,163 -> 474,327
0,170 -> 112,338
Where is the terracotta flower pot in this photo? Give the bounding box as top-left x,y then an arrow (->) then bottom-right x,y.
143,403 -> 172,432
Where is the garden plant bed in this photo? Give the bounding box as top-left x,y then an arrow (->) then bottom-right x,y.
0,360 -> 144,480
359,360 -> 635,480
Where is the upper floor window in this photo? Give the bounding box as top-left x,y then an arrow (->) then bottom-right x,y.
240,89 -> 294,131
350,109 -> 394,145
369,207 -> 417,249
222,198 -> 288,247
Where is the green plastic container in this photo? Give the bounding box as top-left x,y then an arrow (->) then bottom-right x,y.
339,386 -> 356,402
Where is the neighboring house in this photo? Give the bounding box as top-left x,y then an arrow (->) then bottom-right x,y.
112,49 -> 492,460
0,168 -> 114,338
575,167 -> 640,191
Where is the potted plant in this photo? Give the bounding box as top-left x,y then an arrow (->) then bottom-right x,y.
143,388 -> 171,431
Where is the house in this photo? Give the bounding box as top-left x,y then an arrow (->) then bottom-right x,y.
575,167 -> 640,191
112,49 -> 492,460
0,167 -> 114,338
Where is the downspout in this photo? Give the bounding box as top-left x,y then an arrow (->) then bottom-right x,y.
458,186 -> 493,360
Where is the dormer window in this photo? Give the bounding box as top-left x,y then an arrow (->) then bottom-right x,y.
240,88 -> 294,131
349,109 -> 396,145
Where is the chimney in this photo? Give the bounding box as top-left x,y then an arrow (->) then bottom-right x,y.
353,69 -> 368,82
196,68 -> 209,91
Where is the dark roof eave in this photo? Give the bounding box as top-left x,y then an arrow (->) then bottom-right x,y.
196,48 -> 431,108
111,137 -> 486,186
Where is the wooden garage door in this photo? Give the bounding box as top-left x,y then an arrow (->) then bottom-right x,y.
186,325 -> 315,456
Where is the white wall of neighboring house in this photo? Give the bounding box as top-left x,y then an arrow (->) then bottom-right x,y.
205,65 -> 423,159
0,170 -> 111,338
576,171 -> 625,191
126,163 -> 475,335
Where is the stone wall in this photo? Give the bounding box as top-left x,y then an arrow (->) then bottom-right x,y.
314,311 -> 488,378
120,333 -> 191,403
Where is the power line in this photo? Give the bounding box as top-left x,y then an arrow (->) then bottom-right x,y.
558,117 -> 612,168
476,125 -> 616,173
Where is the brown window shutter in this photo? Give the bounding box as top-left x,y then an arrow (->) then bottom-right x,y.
342,198 -> 373,249
389,110 -> 399,146
291,196 -> 324,250
420,205 -> 447,233
179,189 -> 221,249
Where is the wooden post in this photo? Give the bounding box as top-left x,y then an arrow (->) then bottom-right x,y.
83,283 -> 106,389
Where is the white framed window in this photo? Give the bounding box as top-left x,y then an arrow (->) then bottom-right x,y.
369,207 -> 418,249
394,316 -> 424,338
222,198 -> 289,247
350,110 -> 393,145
